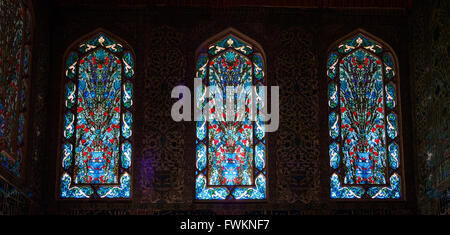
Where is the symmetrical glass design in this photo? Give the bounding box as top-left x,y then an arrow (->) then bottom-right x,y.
60,31 -> 134,199
0,0 -> 33,177
195,31 -> 267,200
327,31 -> 402,199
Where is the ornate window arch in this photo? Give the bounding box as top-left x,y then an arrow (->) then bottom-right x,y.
59,29 -> 134,199
195,28 -> 267,201
0,0 -> 34,178
327,29 -> 403,199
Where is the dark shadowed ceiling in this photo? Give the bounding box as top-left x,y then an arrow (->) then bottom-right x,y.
51,0 -> 413,9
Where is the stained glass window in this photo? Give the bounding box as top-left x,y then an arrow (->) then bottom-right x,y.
0,0 -> 33,177
195,29 -> 267,200
60,31 -> 134,199
327,30 -> 402,199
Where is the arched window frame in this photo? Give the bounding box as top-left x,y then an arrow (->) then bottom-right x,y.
0,0 -> 34,179
194,28 -> 268,201
327,29 -> 404,200
58,29 -> 135,200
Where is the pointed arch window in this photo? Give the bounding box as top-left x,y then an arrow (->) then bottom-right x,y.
195,29 -> 267,200
59,30 -> 134,199
327,30 -> 403,199
0,0 -> 33,177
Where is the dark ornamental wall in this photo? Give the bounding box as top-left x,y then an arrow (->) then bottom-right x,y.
411,0 -> 449,215
3,0 -> 447,215
140,25 -> 187,203
274,27 -> 320,204
45,4 -> 415,215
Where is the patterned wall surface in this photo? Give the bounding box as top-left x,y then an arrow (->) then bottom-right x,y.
140,25 -> 186,203
412,0 -> 449,215
275,28 -> 320,204
45,6 -> 418,215
0,1 -> 438,215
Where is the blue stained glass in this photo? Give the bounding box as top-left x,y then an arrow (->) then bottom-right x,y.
327,53 -> 338,79
0,0 -> 33,177
387,113 -> 398,139
388,142 -> 399,170
338,34 -> 383,54
207,50 -> 254,187
64,112 -> 74,139
195,174 -> 229,200
330,174 -> 364,199
253,54 -> 264,81
62,143 -> 72,170
383,53 -> 395,79
122,112 -> 132,139
329,142 -> 340,169
328,32 -> 402,199
385,83 -> 396,109
196,143 -> 207,172
97,173 -> 131,198
328,82 -> 338,108
196,121 -> 206,141
196,54 -> 208,80
367,174 -> 401,199
65,52 -> 78,79
79,33 -> 123,54
328,112 -> 339,139
208,35 -> 253,56
339,50 -> 387,186
74,49 -> 121,185
121,141 -> 131,169
255,86 -> 266,140
60,173 -> 94,198
196,32 -> 266,200
232,174 -> 266,199
65,82 -> 76,108
60,32 -> 133,199
255,143 -> 265,171
256,113 -> 265,140
123,81 -> 133,108
195,56 -> 207,142
123,52 -> 134,78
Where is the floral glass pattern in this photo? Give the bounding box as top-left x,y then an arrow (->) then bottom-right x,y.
0,0 -> 33,177
195,32 -> 267,200
60,31 -> 134,199
328,32 -> 402,199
